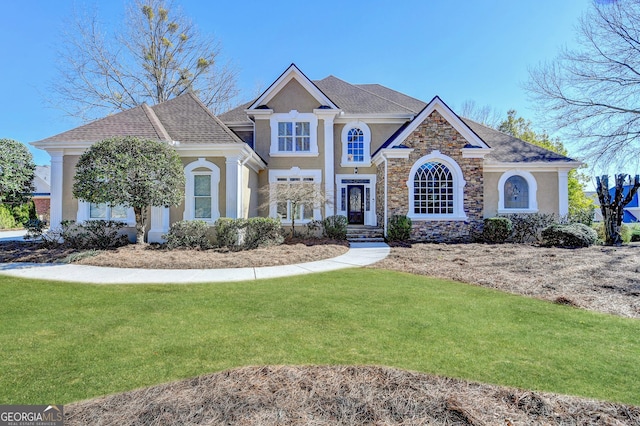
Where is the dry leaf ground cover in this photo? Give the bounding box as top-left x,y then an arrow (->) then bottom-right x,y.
0,239 -> 349,269
374,243 -> 640,319
66,365 -> 640,426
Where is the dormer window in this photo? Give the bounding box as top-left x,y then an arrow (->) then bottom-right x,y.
341,121 -> 371,166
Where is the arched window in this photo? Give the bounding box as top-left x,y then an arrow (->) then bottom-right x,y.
504,175 -> 529,209
347,128 -> 365,162
407,151 -> 467,220
184,158 -> 220,222
413,162 -> 454,215
497,170 -> 538,213
341,122 -> 371,166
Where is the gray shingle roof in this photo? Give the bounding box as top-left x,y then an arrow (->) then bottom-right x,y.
34,92 -> 244,146
313,76 -> 417,115
461,118 -> 576,163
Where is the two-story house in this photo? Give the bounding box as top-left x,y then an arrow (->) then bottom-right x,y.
32,64 -> 580,242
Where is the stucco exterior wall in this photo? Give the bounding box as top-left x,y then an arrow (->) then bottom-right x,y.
62,155 -> 80,221
269,80 -> 319,113
483,171 -> 560,217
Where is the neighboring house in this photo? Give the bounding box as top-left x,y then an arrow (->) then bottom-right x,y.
588,188 -> 640,223
32,165 -> 51,222
31,64 -> 580,242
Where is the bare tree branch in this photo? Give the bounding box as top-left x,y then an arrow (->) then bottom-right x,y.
527,0 -> 640,168
50,0 -> 239,121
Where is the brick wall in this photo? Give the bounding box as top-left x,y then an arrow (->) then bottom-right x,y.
381,111 -> 484,242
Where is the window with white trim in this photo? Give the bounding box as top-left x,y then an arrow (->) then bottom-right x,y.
77,200 -> 135,225
341,122 -> 371,166
504,175 -> 529,209
407,151 -> 467,220
497,170 -> 538,213
269,168 -> 322,223
193,173 -> 213,219
270,111 -> 318,156
413,162 -> 454,215
89,203 -> 128,220
184,158 -> 220,222
278,121 -> 310,152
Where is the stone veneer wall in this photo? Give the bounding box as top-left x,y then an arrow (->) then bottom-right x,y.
381,110 -> 484,242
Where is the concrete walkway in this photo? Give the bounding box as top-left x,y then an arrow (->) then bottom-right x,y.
0,242 -> 390,284
0,229 -> 27,242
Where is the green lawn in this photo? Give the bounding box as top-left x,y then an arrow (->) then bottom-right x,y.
1,269 -> 639,405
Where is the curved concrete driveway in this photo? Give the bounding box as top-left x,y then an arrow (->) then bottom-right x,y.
0,242 -> 389,284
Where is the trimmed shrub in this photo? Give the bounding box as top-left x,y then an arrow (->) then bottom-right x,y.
482,217 -> 513,243
631,225 -> 640,242
387,215 -> 412,242
164,220 -> 212,250
502,213 -> 557,243
542,223 -> 598,248
0,204 -> 16,229
322,215 -> 348,240
244,217 -> 284,249
60,220 -> 129,249
214,217 -> 246,251
305,220 -> 323,238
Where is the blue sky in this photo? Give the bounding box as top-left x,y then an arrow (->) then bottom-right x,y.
1,0 -> 590,166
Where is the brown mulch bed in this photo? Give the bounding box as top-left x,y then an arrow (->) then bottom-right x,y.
0,239 -> 350,269
65,365 -> 639,426
372,243 -> 640,319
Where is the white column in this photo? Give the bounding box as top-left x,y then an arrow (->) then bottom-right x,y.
49,151 -> 64,229
225,155 -> 241,218
148,206 -> 170,243
558,170 -> 569,216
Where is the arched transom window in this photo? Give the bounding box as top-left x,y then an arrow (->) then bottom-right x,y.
341,121 -> 371,166
504,175 -> 529,209
413,162 -> 454,215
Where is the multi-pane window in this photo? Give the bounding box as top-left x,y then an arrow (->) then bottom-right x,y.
193,174 -> 212,219
89,203 -> 128,220
347,128 -> 365,162
413,162 -> 454,215
274,176 -> 315,221
278,121 -> 310,152
504,175 -> 529,209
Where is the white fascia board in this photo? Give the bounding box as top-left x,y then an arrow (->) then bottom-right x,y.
224,122 -> 254,131
461,148 -> 492,159
386,96 -> 490,150
175,144 -> 266,171
372,148 -> 414,165
248,64 -> 338,110
245,108 -> 273,119
483,161 -> 583,172
335,113 -> 414,124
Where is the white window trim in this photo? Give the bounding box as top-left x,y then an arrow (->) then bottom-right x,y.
340,121 -> 372,167
406,150 -> 467,221
184,158 -> 221,223
77,201 -> 136,226
269,110 -> 319,156
268,168 -> 322,224
498,170 -> 538,214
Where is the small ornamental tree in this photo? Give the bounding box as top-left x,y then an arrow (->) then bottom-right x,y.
261,182 -> 328,238
73,136 -> 184,244
596,174 -> 640,246
0,138 -> 35,206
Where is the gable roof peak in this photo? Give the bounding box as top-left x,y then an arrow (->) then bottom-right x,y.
247,64 -> 338,111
